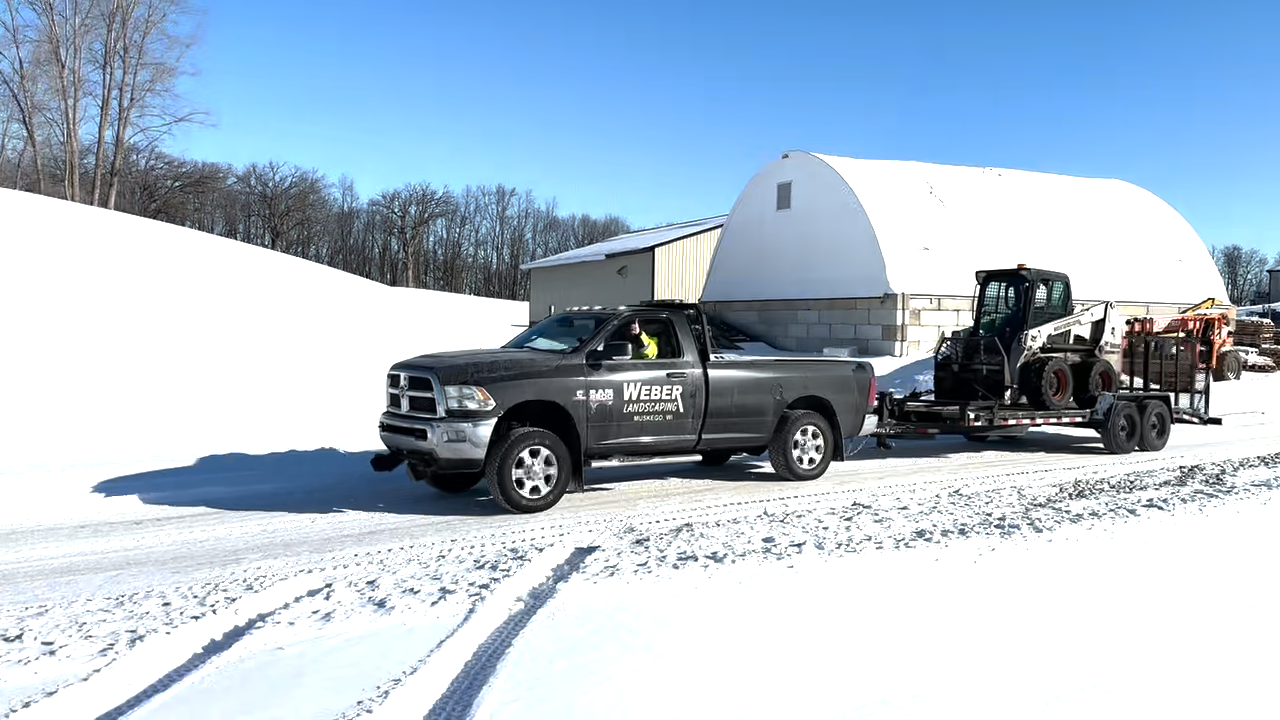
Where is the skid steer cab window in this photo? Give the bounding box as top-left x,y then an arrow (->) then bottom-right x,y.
975,275 -> 1029,336
1030,278 -> 1072,327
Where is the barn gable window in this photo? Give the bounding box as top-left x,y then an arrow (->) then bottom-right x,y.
776,181 -> 792,212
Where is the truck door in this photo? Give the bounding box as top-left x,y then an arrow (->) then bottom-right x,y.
584,311 -> 703,454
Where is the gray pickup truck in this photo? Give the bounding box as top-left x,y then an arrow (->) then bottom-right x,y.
370,301 -> 879,513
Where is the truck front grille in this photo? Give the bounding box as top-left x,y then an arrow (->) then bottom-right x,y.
386,371 -> 444,418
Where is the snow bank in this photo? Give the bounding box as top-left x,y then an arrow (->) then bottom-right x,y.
0,189 -> 527,490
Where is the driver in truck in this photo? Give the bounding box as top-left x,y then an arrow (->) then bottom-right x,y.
627,318 -> 658,360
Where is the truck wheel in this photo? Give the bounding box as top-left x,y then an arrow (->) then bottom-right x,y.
1136,401 -> 1172,452
1021,356 -> 1074,411
406,464 -> 484,494
698,450 -> 735,466
484,427 -> 572,513
768,410 -> 833,481
1100,400 -> 1141,454
1072,358 -> 1119,410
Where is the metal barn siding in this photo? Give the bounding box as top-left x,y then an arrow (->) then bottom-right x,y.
526,252 -> 656,322
652,227 -> 722,302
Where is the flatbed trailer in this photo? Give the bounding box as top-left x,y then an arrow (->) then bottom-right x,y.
871,330 -> 1223,455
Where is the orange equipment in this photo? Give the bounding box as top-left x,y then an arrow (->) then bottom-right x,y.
1126,298 -> 1241,382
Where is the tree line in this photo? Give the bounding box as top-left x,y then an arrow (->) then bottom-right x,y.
0,0 -> 636,302
1210,244 -> 1280,306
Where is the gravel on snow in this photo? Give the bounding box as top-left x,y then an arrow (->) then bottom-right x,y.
3,452 -> 1278,717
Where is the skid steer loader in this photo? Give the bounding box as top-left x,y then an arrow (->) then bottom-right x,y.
933,265 -> 1124,411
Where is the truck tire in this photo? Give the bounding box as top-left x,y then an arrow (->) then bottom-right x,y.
406,464 -> 484,494
1136,401 -> 1172,452
1100,400 -> 1141,455
768,409 -> 833,481
1021,356 -> 1074,411
698,450 -> 735,466
1072,358 -> 1119,410
484,427 -> 572,513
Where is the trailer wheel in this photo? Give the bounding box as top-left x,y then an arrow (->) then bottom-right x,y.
1100,400 -> 1141,455
1072,358 -> 1119,410
484,427 -> 572,513
768,409 -> 834,481
1021,356 -> 1074,411
1137,401 -> 1172,452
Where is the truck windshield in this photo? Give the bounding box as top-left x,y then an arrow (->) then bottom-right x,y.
504,313 -> 611,353
974,275 -> 1029,336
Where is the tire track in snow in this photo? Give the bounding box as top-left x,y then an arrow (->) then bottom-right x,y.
363,542 -> 599,720
423,546 -> 597,720
8,575 -> 331,720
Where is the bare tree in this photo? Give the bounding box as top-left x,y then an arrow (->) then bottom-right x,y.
0,0 -> 46,194
234,160 -> 332,256
104,0 -> 204,209
29,0 -> 97,202
1211,243 -> 1270,305
372,181 -> 453,289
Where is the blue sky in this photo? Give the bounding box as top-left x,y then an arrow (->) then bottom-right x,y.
168,0 -> 1280,258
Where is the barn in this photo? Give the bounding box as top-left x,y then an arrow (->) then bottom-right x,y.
700,150 -> 1231,356
521,215 -> 726,324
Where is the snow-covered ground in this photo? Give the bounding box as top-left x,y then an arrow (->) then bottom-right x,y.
2,188 -> 1278,718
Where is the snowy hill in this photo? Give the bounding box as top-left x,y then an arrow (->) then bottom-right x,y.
0,189 -> 528,487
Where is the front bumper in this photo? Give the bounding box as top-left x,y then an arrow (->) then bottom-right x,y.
378,412 -> 497,471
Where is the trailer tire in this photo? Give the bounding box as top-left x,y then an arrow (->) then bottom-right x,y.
1137,401 -> 1172,453
484,427 -> 572,514
1072,358 -> 1119,410
1021,356 -> 1074,411
1100,400 -> 1141,455
768,410 -> 833,481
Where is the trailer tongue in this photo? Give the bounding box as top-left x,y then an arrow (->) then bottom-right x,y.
872,265 -> 1222,456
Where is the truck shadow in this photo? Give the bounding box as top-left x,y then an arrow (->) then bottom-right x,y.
91,431 -> 1108,518
91,449 -> 508,518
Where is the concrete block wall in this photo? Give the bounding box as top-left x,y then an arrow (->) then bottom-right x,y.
703,294 -> 973,357
703,295 -> 1199,358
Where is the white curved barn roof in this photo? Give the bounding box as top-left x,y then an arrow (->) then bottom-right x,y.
701,151 -> 1228,305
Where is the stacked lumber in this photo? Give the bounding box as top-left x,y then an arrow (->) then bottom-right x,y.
1235,317 -> 1275,348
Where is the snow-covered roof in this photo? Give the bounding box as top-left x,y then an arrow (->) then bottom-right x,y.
702,151 -> 1229,305
522,215 -> 727,270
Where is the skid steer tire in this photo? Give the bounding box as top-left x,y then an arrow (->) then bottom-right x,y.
1100,401 -> 1141,455
1021,356 -> 1074,411
1072,358 -> 1119,410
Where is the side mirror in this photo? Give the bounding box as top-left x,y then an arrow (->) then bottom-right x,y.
591,341 -> 633,362
604,341 -> 633,361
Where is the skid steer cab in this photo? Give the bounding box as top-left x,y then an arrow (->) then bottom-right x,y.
933,264 -> 1124,411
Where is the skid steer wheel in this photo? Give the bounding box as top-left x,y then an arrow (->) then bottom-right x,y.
484,427 -> 573,513
698,450 -> 736,466
1136,401 -> 1172,452
1100,400 -> 1141,454
1072,358 -> 1119,410
1021,356 -> 1074,411
407,464 -> 484,494
768,409 -> 834,481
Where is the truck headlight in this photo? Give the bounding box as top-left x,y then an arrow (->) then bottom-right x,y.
444,385 -> 497,411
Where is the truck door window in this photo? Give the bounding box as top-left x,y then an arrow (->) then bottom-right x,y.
609,315 -> 683,360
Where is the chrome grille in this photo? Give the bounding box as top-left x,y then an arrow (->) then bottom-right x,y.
386,370 -> 444,418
